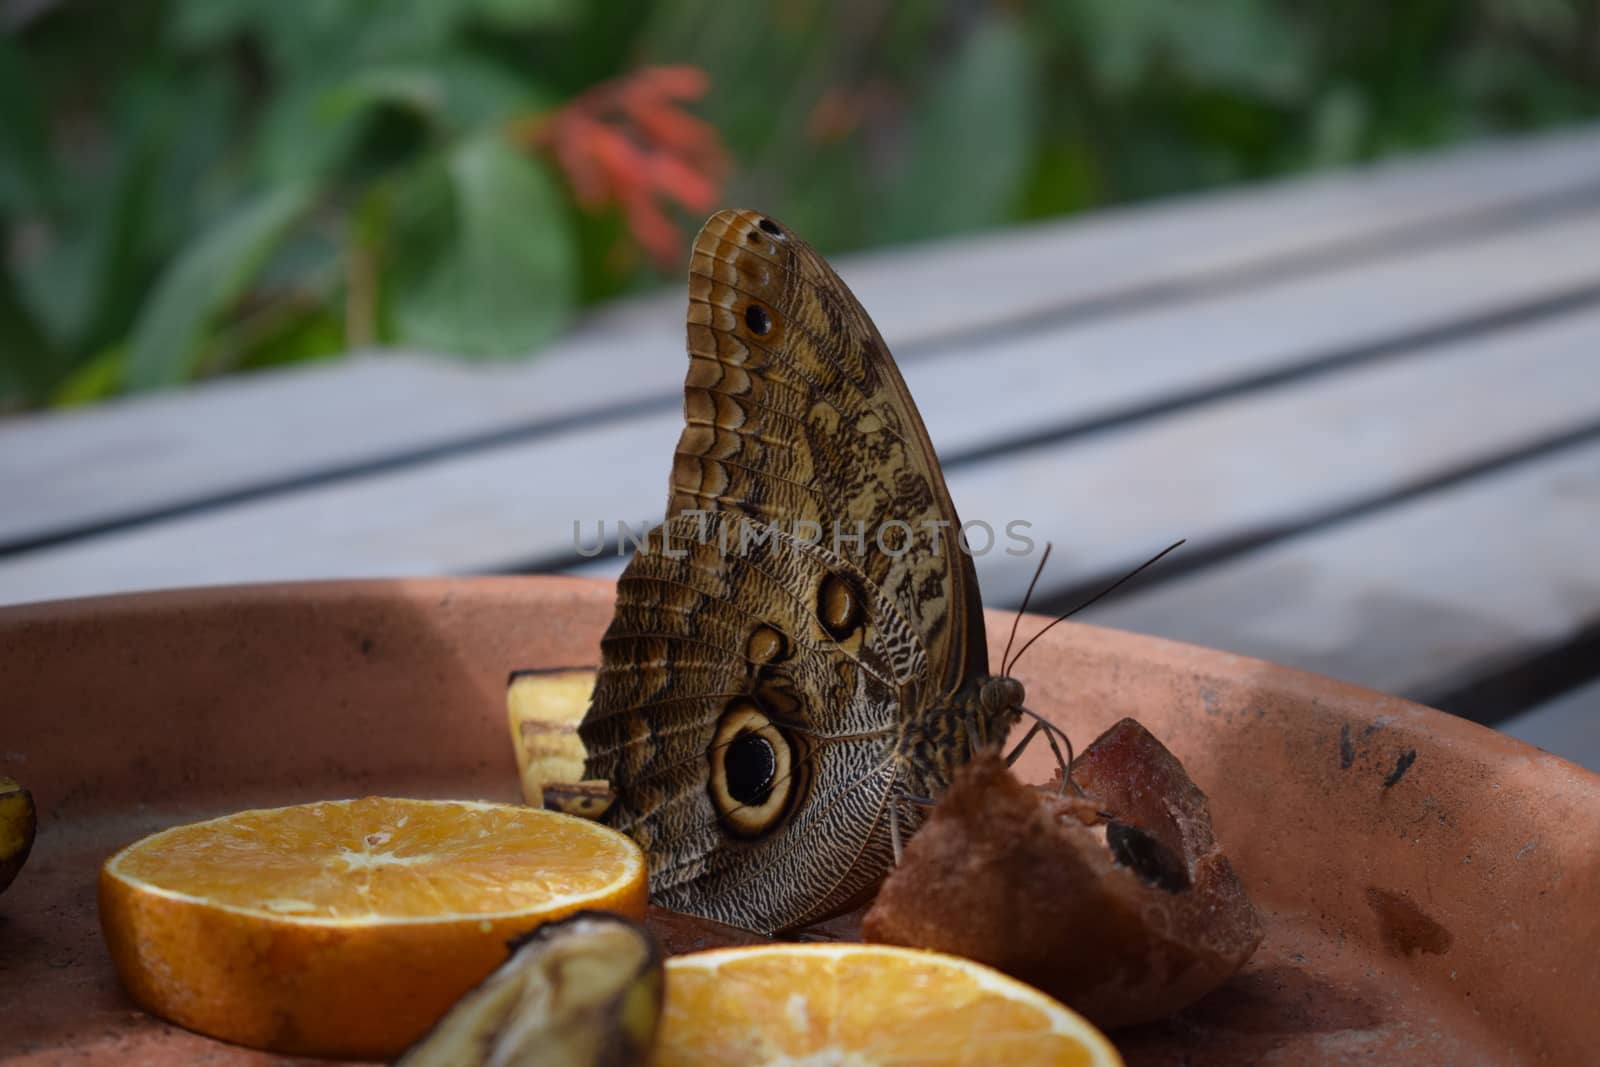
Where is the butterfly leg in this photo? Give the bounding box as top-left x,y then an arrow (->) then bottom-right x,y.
1007,708 -> 1081,797
1004,720 -> 1044,766
888,791 -> 939,866
964,707 -> 996,754
889,800 -> 903,866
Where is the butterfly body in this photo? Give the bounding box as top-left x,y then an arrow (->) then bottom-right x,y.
580,210 -> 1026,934
894,680 -> 1022,802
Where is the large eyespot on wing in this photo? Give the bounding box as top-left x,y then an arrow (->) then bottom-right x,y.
706,699 -> 804,839
578,513 -> 928,932
673,209 -> 988,697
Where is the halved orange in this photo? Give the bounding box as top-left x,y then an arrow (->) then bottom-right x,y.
99,797 -> 646,1058
657,943 -> 1123,1066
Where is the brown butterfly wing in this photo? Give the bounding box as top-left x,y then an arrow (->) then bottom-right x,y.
672,209 -> 987,691
580,210 -> 985,932
579,512 -> 931,932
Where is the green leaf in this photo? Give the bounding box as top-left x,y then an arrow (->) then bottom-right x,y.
1018,141 -> 1101,220
1064,0 -> 1310,99
14,131 -> 160,357
322,67 -> 451,127
323,55 -> 545,132
259,52 -> 543,184
470,0 -> 580,31
49,347 -> 127,409
172,0 -> 471,79
126,184 -> 317,390
1307,85 -> 1370,168
167,0 -> 267,49
237,308 -> 345,370
388,136 -> 576,357
877,14 -> 1038,244
0,38 -> 55,217
134,64 -> 244,256
263,80 -> 381,186
0,265 -> 59,410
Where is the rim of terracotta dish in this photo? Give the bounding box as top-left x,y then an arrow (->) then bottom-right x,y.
2,573 -> 1582,776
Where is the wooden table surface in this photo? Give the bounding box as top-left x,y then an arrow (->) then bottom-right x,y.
4,125 -> 1598,770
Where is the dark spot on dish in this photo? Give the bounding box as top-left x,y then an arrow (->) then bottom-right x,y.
1167,964 -> 1380,1034
1366,887 -> 1452,957
1339,724 -> 1355,769
1383,749 -> 1416,789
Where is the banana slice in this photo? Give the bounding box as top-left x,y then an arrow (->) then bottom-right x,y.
0,776 -> 37,895
398,910 -> 662,1067
506,668 -> 613,819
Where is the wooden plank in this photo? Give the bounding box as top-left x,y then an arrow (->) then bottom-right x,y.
5,126 -> 1600,548
0,339 -> 669,552
1083,437 -> 1600,717
1501,678 -> 1600,773
4,294 -> 1598,610
907,208 -> 1600,459
835,123 -> 1600,341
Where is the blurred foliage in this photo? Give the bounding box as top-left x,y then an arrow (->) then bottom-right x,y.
1,0 -> 1597,411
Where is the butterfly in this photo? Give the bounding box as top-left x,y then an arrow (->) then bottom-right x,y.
578,209 -> 1052,935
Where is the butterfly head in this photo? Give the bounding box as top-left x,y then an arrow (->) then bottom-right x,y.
975,674 -> 1029,749
978,675 -> 1025,720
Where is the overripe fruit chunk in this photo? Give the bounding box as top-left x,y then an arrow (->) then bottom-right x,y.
399,911 -> 662,1067
507,668 -> 614,818
0,776 -> 36,894
863,720 -> 1262,1028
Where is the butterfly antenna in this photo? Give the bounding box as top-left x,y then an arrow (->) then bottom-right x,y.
1000,542 -> 1052,676
1007,539 -> 1186,672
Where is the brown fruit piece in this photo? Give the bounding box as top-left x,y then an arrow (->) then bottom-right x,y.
863,719 -> 1262,1028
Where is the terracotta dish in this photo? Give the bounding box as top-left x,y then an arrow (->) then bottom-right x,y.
3,577 -> 1597,1065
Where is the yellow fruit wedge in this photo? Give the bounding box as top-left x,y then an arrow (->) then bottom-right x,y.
507,667 -> 613,818
99,797 -> 646,1058
657,943 -> 1123,1067
0,775 -> 36,894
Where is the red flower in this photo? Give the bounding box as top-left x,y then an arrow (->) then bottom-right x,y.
517,65 -> 729,271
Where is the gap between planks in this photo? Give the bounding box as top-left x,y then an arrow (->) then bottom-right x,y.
1082,437 -> 1600,726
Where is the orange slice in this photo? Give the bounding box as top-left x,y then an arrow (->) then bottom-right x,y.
657,943 -> 1123,1066
99,797 -> 646,1058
